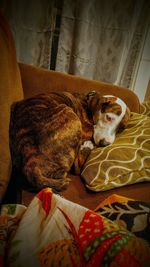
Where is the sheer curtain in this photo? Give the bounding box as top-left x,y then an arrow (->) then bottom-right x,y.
0,0 -> 55,68
1,0 -> 149,88
55,0 -> 149,88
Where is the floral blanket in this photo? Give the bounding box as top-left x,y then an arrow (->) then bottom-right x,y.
0,188 -> 150,267
95,194 -> 150,243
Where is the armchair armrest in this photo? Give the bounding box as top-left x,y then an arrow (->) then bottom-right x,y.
19,63 -> 140,113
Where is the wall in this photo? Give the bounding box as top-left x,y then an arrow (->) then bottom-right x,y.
133,24 -> 150,102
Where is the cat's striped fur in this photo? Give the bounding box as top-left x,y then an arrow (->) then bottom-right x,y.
9,92 -> 93,192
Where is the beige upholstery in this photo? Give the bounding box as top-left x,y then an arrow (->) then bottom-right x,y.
0,11 -> 23,202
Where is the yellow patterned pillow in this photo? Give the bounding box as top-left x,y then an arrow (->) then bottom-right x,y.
140,100 -> 150,116
81,111 -> 150,192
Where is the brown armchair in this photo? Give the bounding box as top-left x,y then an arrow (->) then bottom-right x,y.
1,10 -> 149,209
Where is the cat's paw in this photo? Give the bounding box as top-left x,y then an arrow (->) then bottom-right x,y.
81,140 -> 94,150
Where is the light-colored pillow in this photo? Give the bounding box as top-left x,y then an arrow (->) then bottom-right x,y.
81,111 -> 150,192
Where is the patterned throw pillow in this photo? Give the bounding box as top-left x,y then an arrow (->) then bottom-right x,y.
140,100 -> 150,116
95,194 -> 150,243
81,103 -> 150,192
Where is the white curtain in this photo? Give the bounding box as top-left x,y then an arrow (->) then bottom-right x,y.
1,0 -> 149,88
1,0 -> 55,68
55,0 -> 150,88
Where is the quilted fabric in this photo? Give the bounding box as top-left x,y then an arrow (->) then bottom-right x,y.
0,188 -> 150,266
81,102 -> 150,192
95,194 -> 150,243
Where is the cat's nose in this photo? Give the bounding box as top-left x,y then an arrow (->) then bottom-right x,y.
99,139 -> 110,147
